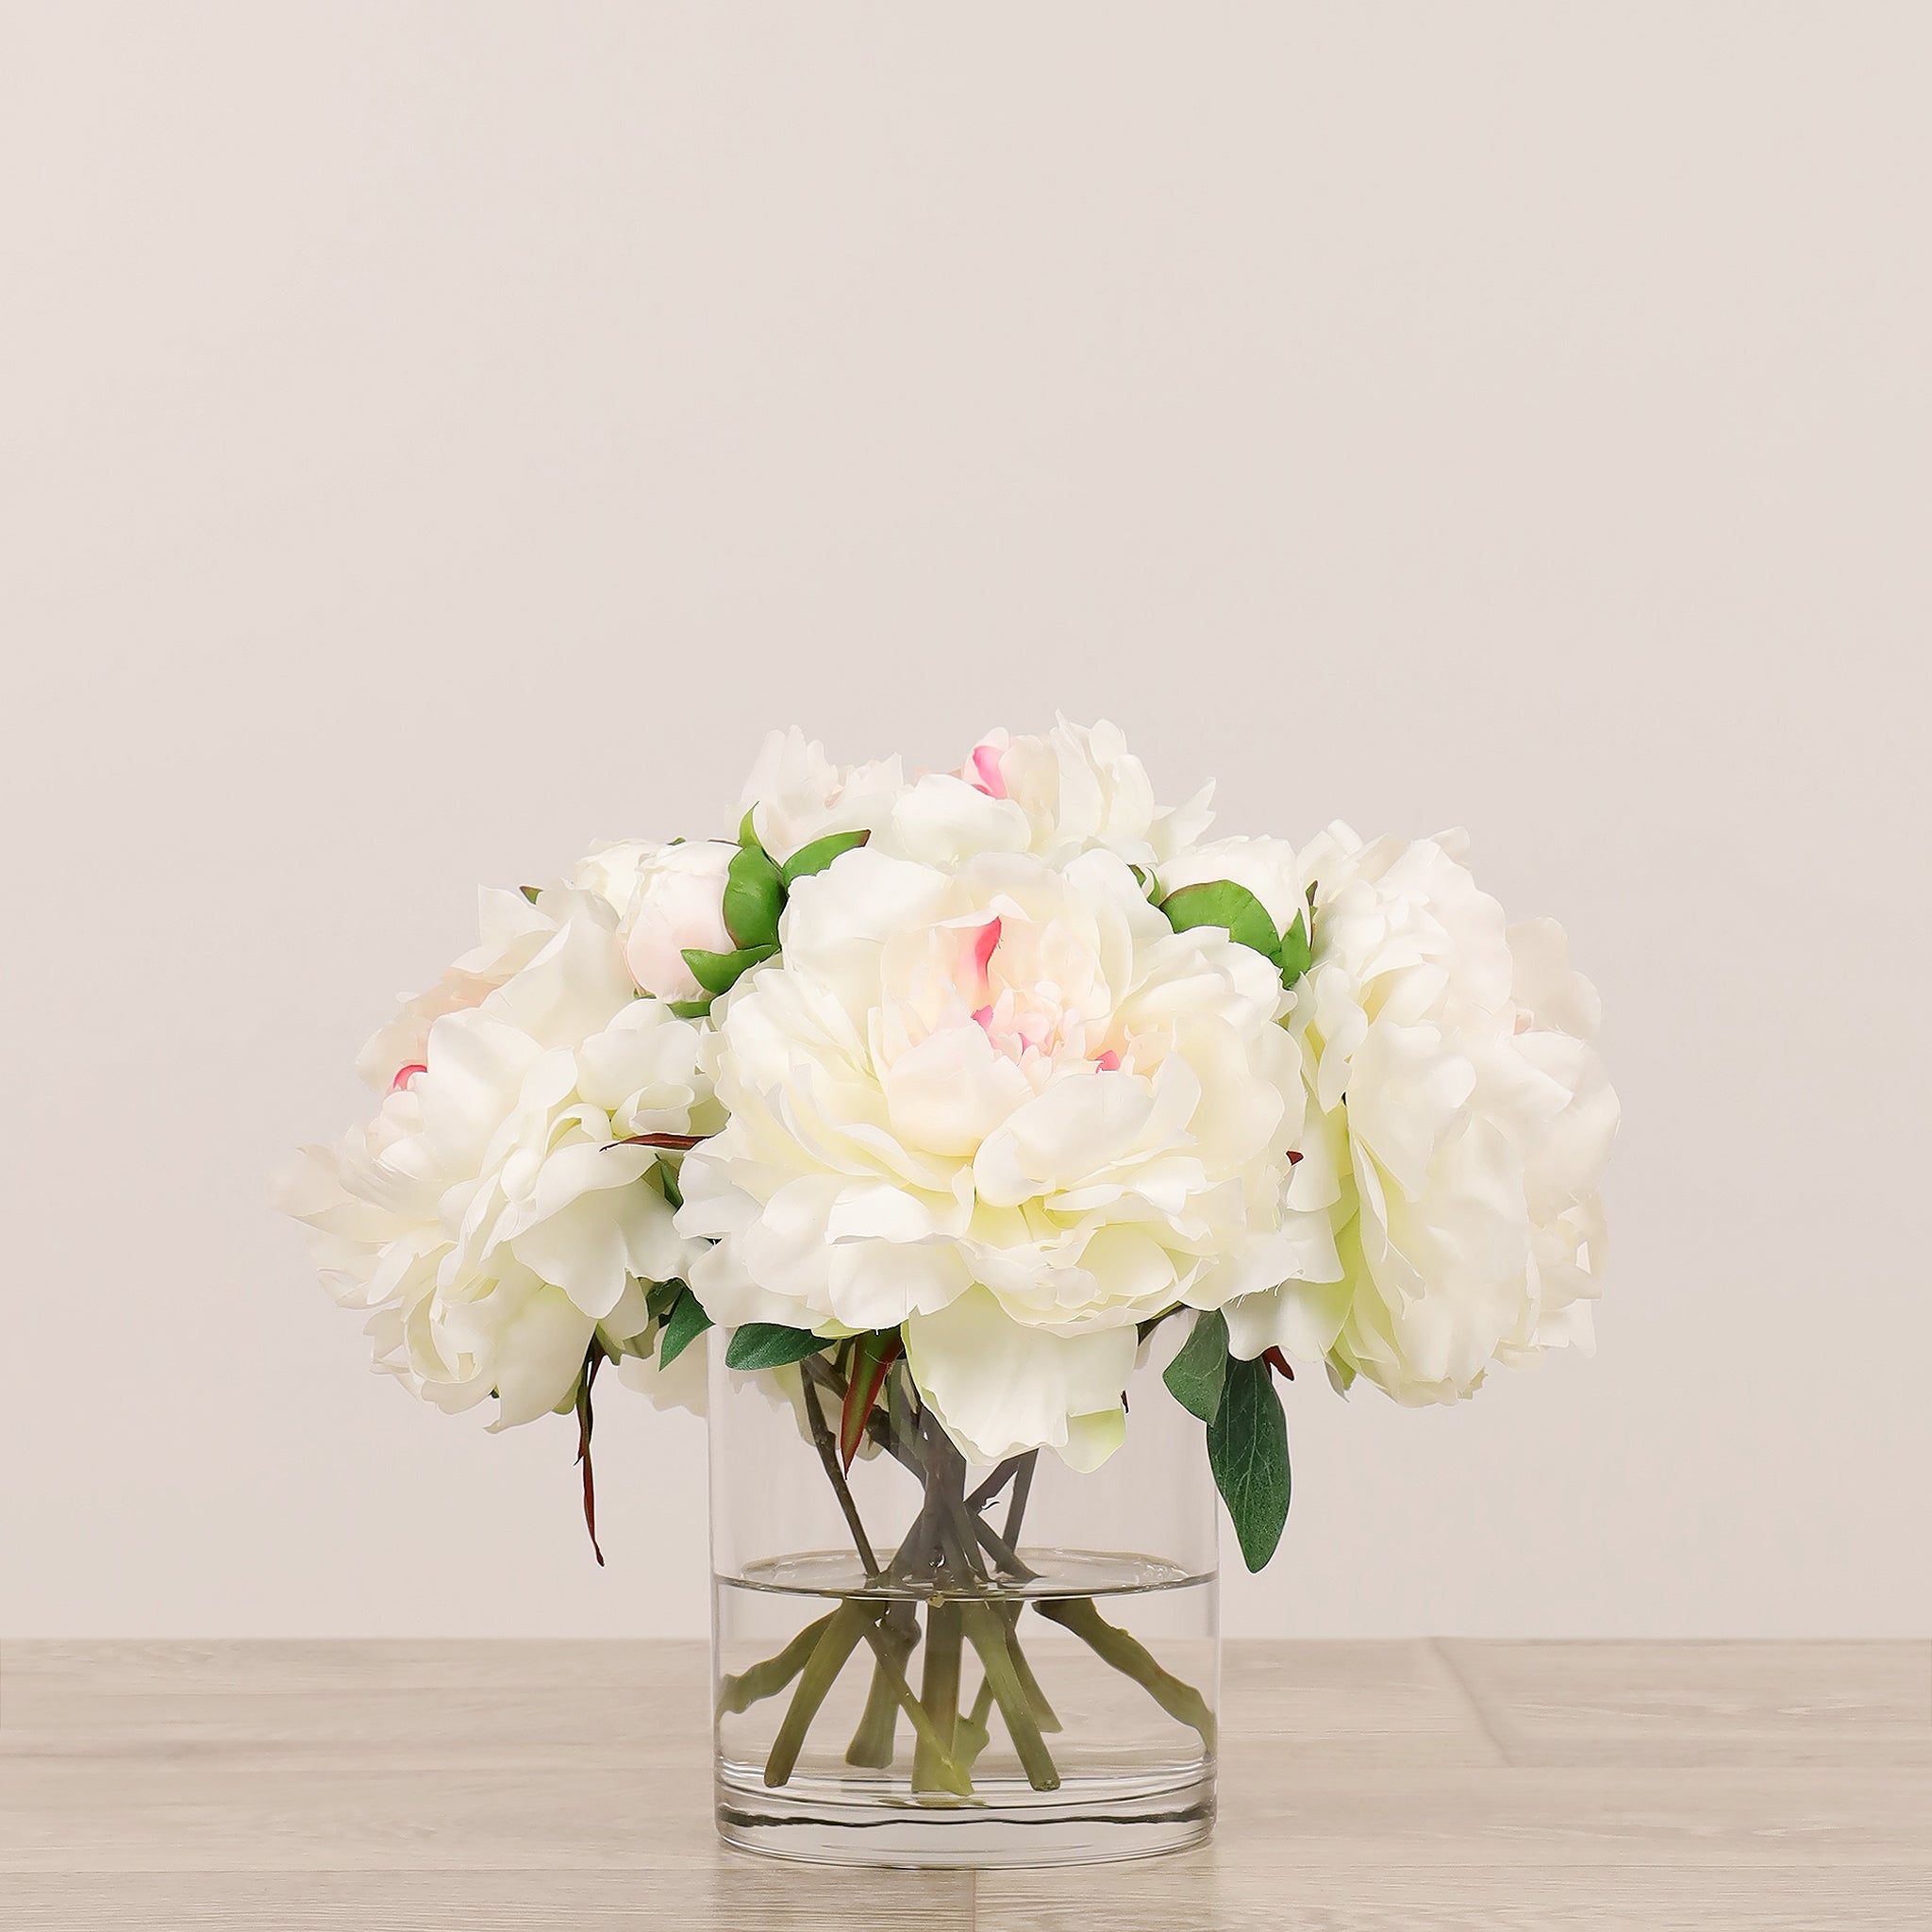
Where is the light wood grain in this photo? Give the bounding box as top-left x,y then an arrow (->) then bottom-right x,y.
3,1639 -> 1927,1927
1438,1639 -> 1932,1767
0,1870 -> 974,1930
975,1863 -> 1932,1931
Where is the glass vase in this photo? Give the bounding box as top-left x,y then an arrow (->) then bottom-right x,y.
707,1325 -> 1219,1868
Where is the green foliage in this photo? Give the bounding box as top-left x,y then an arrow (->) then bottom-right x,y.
1207,1356 -> 1292,1572
1158,880 -> 1282,969
1278,908 -> 1312,989
657,1286 -> 713,1368
681,942 -> 777,998
781,829 -> 870,886
724,841 -> 785,949
839,1328 -> 903,1470
1162,1308 -> 1230,1424
724,1322 -> 833,1371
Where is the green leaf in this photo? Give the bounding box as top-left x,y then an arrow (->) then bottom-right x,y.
644,1278 -> 683,1323
681,942 -> 777,997
1159,880 -> 1282,969
667,997 -> 713,1020
723,841 -> 785,949
781,829 -> 870,886
724,1322 -> 832,1371
1207,1355 -> 1292,1572
519,884 -> 542,905
658,1287 -> 713,1368
1163,1309 -> 1230,1424
738,807 -> 759,848
1278,908 -> 1312,989
839,1329 -> 903,1471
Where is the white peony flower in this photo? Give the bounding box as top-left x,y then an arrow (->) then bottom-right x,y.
353,886 -> 557,1093
676,841 -> 1339,1470
1224,824 -> 1619,1404
739,727 -> 907,864
613,841 -> 738,1005
358,836 -> 726,1087
878,718 -> 1216,872
572,837 -> 741,1005
276,886 -> 716,1427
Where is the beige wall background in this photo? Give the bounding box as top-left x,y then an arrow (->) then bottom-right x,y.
4,5 -> 1926,1640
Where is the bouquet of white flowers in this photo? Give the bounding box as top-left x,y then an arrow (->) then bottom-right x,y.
278,719 -> 1617,1859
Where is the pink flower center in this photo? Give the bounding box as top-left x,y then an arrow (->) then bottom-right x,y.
967,743 -> 1008,799
946,908 -> 1129,1079
390,1062 -> 428,1092
969,916 -> 1002,993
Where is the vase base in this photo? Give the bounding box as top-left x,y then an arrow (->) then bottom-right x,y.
714,1769 -> 1215,1869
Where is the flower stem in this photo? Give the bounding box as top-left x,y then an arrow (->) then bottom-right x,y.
716,1610 -> 837,1717
853,1614 -> 971,1794
1034,1596 -> 1217,1750
844,1614 -> 915,1767
961,1603 -> 1061,1790
755,1355 -> 1108,1803
910,1600 -> 964,1793
969,1512 -> 1036,1580
1003,1450 -> 1037,1545
762,1603 -> 874,1787
791,1357 -> 970,1782
953,1675 -> 995,1774
958,1445 -> 1040,1579
797,1361 -> 881,1580
964,1455 -> 1026,1513
999,1607 -> 1062,1733
573,1348 -> 606,1567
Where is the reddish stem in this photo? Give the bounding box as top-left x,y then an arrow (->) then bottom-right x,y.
575,1352 -> 606,1567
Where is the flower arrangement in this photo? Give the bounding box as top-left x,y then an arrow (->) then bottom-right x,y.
278,719 -> 1616,1855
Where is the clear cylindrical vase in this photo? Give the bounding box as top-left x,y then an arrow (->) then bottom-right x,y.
708,1326 -> 1218,1867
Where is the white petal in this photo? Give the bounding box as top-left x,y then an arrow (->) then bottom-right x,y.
1507,917 -> 1602,1040
1223,1274 -> 1355,1361
614,1337 -> 710,1416
974,1074 -> 1158,1208
484,1286 -> 593,1429
904,1289 -> 1136,1468
880,1023 -> 1033,1157
825,1238 -> 971,1329
884,773 -> 1032,866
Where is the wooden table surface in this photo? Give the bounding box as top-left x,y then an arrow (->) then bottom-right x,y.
2,1640 -> 1927,1928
